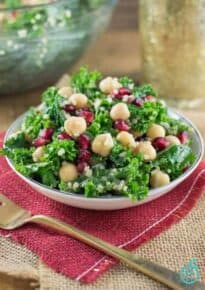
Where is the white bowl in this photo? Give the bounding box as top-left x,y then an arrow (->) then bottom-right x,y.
4,109 -> 204,210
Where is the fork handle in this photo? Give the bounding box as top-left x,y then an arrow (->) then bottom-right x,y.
29,214 -> 205,289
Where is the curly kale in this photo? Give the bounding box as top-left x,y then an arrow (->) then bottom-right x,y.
84,156 -> 150,200
1,67 -> 196,200
71,66 -> 103,100
160,118 -> 189,135
110,142 -> 133,167
3,0 -> 21,8
0,147 -> 34,165
154,145 -> 195,179
5,131 -> 29,149
22,108 -> 52,139
128,100 -> 167,133
60,150 -> 150,200
6,8 -> 47,36
42,139 -> 78,172
133,84 -> 158,98
42,87 -> 66,128
87,111 -> 114,138
119,76 -> 134,89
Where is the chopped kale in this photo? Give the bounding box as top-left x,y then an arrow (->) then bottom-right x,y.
2,67 -> 196,201
71,66 -> 102,100
22,108 -> 52,139
42,87 -> 66,128
133,84 -> 158,98
128,100 -> 167,133
5,131 -> 29,149
154,145 -> 195,179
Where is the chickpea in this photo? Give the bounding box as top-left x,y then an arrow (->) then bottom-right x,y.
147,124 -> 166,140
58,86 -> 73,98
165,135 -> 180,146
116,131 -> 136,149
64,116 -> 87,137
150,169 -> 170,188
92,133 -> 114,157
59,162 -> 78,182
99,77 -> 122,94
110,103 -> 130,121
69,93 -> 88,109
136,141 -> 157,161
32,146 -> 44,162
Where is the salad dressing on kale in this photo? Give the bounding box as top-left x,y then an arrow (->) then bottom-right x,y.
1,67 -> 195,200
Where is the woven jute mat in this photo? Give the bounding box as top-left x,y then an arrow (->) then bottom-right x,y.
0,191 -> 205,290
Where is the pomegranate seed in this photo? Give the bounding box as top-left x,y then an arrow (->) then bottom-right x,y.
33,137 -> 47,147
78,134 -> 90,149
132,98 -> 144,107
144,95 -> 156,102
64,104 -> 75,113
78,150 -> 91,162
152,137 -> 169,151
113,93 -> 123,100
118,87 -> 131,96
177,131 -> 188,144
110,90 -> 123,99
39,128 -> 53,140
128,96 -> 135,103
77,162 -> 88,173
79,110 -> 94,123
112,87 -> 131,99
114,120 -> 130,131
58,132 -> 71,140
12,11 -> 18,18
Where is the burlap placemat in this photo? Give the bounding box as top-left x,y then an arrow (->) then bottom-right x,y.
1,190 -> 205,290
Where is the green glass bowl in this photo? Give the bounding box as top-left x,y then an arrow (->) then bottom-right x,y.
0,0 -> 116,95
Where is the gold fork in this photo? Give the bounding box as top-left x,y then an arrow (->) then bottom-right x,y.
0,193 -> 204,290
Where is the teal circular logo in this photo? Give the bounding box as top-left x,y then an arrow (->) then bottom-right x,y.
179,258 -> 200,285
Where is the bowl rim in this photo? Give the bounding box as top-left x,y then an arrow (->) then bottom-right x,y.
4,108 -> 204,202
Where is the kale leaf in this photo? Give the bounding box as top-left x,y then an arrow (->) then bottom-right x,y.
16,161 -> 59,188
110,142 -> 133,167
61,151 -> 150,200
42,87 -> 66,128
5,132 -> 29,149
128,100 -> 167,133
71,66 -> 102,100
6,8 -> 47,36
0,147 -> 34,165
4,0 -> 21,8
42,139 -> 78,172
133,84 -> 158,98
154,145 -> 196,179
119,76 -> 134,88
160,118 -> 189,135
87,111 -> 113,137
22,108 -> 52,139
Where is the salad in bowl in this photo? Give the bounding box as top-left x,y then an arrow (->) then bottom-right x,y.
1,67 -> 203,209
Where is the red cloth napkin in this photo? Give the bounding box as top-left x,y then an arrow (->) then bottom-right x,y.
0,132 -> 205,283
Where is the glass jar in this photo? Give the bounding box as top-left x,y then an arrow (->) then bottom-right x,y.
139,0 -> 205,108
